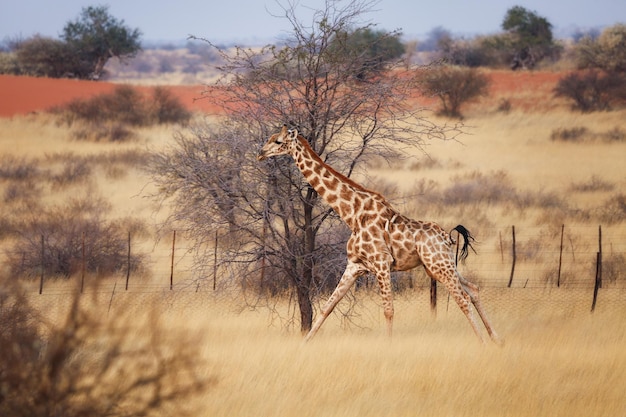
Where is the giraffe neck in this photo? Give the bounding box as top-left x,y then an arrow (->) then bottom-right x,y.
290,136 -> 387,230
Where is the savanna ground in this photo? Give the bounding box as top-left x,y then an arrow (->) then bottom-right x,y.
1,69 -> 625,416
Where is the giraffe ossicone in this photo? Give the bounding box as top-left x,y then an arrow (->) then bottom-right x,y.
258,124 -> 501,344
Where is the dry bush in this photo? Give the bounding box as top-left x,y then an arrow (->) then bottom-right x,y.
150,86 -> 192,124
441,170 -> 517,205
600,127 -> 626,142
53,85 -> 191,142
3,181 -> 42,204
439,170 -> 565,211
554,70 -> 626,112
0,155 -> 41,181
550,126 -> 589,142
550,125 -> 626,142
0,280 -> 209,416
70,122 -> 136,142
603,252 -> 626,284
50,159 -> 92,188
569,175 -> 615,193
597,194 -> 626,224
417,66 -> 491,118
7,197 -> 147,278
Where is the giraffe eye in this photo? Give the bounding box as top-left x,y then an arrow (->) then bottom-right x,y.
275,139 -> 282,145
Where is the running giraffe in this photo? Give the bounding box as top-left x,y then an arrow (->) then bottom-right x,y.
257,125 -> 500,343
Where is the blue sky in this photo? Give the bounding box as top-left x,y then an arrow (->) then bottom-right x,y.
1,0 -> 624,45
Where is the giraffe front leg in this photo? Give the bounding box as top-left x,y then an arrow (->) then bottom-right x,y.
374,265 -> 394,338
304,261 -> 365,342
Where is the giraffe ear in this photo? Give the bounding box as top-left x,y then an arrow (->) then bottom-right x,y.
288,129 -> 298,139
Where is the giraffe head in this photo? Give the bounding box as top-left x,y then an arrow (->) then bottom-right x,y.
257,124 -> 298,161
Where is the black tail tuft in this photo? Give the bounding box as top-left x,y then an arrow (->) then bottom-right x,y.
452,225 -> 476,263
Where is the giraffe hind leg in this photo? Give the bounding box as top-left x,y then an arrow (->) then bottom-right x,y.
457,272 -> 503,345
428,267 -> 486,343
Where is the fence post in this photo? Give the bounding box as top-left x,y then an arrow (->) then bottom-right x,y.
508,226 -> 516,288
591,252 -> 601,312
213,230 -> 218,291
80,231 -> 85,294
125,232 -> 131,291
170,230 -> 176,290
430,279 -> 437,316
557,224 -> 564,287
598,225 -> 602,288
108,282 -> 117,314
39,235 -> 44,295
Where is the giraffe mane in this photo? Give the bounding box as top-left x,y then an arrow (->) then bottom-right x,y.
295,134 -> 386,200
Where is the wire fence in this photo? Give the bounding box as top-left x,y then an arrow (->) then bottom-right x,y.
18,224 -> 626,319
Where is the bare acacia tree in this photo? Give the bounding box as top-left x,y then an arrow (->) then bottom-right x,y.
148,0 -> 459,332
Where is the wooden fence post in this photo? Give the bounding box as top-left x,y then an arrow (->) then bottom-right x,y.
39,235 -> 44,294
591,252 -> 601,312
508,226 -> 516,288
125,232 -> 131,291
170,230 -> 176,291
598,225 -> 602,288
430,279 -> 437,316
80,231 -> 85,294
108,282 -> 117,314
213,230 -> 218,291
557,224 -> 564,287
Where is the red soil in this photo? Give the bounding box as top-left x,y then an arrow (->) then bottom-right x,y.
483,69 -> 563,110
0,75 -> 224,117
0,70 -> 564,118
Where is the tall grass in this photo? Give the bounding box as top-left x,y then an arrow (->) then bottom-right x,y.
15,285 -> 621,417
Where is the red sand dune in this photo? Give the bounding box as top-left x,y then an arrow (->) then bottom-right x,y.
0,75 -> 224,117
0,71 -> 563,118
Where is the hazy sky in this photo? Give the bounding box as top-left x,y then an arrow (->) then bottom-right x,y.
1,0 -> 625,45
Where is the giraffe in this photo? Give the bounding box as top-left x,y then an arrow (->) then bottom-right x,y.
257,125 -> 501,344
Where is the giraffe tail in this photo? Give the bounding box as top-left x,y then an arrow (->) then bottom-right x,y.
452,225 -> 476,263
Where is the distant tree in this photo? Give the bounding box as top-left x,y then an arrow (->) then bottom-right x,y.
418,66 -> 491,118
502,6 -> 559,69
574,24 -> 626,73
572,28 -> 600,44
330,27 -> 405,79
420,26 -> 452,52
438,35 -> 503,68
62,5 -> 142,79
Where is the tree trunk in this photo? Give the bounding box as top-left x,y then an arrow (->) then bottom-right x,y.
297,188 -> 317,333
296,277 -> 313,332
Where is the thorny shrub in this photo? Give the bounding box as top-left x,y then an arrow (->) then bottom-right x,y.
0,279 -> 210,416
7,197 -> 148,278
52,85 -> 191,141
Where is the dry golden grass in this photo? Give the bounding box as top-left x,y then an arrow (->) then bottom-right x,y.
22,282 -> 626,417
2,77 -> 626,415
374,108 -> 626,196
